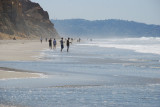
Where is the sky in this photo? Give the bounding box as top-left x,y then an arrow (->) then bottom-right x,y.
31,0 -> 160,25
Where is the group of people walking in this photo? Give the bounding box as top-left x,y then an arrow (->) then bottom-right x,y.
60,37 -> 72,52
43,37 -> 72,52
48,38 -> 57,49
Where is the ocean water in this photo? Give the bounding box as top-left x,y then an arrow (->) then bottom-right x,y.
0,37 -> 160,107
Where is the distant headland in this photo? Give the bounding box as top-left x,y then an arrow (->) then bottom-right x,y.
52,19 -> 160,38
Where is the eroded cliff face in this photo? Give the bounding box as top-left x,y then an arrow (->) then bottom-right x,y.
0,0 -> 59,39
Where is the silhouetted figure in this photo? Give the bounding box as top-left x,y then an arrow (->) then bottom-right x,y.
13,37 -> 16,40
77,38 -> 81,42
66,38 -> 71,52
46,38 -> 48,42
60,38 -> 64,52
49,38 -> 52,49
40,37 -> 43,43
71,38 -> 73,43
53,38 -> 57,49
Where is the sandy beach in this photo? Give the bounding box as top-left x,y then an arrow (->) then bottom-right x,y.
0,40 -> 49,80
0,40 -> 49,61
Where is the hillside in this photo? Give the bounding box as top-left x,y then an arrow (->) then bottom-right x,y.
52,19 -> 160,38
0,0 -> 59,39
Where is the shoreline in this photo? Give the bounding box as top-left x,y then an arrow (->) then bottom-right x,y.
0,39 -> 77,61
0,40 -> 50,80
0,67 -> 46,80
0,39 -> 75,80
0,105 -> 17,107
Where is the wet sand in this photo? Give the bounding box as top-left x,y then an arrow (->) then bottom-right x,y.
0,67 -> 45,80
0,40 -> 50,80
0,104 -> 17,107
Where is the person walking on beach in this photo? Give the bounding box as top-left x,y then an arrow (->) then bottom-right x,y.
53,38 -> 57,49
49,38 -> 52,49
60,38 -> 64,52
79,38 -> 81,42
71,38 -> 73,43
40,37 -> 43,43
66,38 -> 71,52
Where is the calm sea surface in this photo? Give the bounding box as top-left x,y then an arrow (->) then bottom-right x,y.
0,37 -> 160,107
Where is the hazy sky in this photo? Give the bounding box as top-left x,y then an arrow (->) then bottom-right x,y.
31,0 -> 160,25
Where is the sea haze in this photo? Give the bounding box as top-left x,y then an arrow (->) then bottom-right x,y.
0,37 -> 160,107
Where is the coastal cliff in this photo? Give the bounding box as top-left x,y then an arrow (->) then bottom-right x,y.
0,0 -> 59,39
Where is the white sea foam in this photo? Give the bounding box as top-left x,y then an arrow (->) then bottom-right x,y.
80,37 -> 160,55
33,49 -> 53,60
98,44 -> 160,55
0,75 -> 48,81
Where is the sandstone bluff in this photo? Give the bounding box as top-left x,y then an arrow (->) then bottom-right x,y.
0,0 -> 59,39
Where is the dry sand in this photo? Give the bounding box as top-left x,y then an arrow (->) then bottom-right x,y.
0,40 -> 50,80
0,40 -> 49,61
